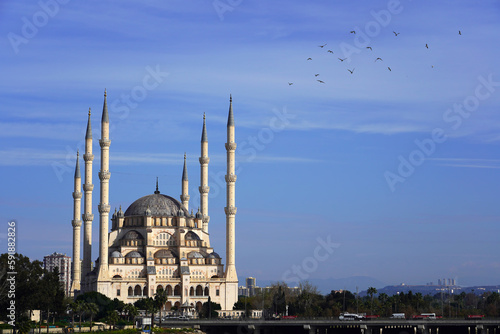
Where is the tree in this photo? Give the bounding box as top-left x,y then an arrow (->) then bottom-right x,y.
200,297 -> 221,319
154,288 -> 168,326
84,302 -> 99,331
73,301 -> 85,333
105,310 -> 119,330
123,303 -> 138,322
367,287 -> 378,314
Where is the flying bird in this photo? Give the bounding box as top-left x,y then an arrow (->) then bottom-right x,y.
425,43 -> 429,49
459,30 -> 461,35
347,68 -> 355,74
319,43 -> 327,48
393,31 -> 400,36
327,50 -> 334,53
350,31 -> 356,34
288,82 -> 293,85
338,57 -> 347,62
307,58 -> 312,60
314,74 -> 320,77
387,67 -> 392,71
317,80 -> 325,83
375,57 -> 383,62
366,46 -> 372,50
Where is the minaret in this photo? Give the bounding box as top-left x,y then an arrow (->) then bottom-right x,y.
70,151 -> 82,295
82,108 -> 94,285
180,153 -> 190,210
199,113 -> 210,232
224,95 -> 238,282
97,89 -> 111,284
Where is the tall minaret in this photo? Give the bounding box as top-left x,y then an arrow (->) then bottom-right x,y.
70,151 -> 82,295
199,113 -> 210,232
82,108 -> 94,285
180,153 -> 190,210
97,89 -> 111,284
224,95 -> 238,282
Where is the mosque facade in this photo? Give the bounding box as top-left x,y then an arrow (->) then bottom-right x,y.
70,91 -> 238,312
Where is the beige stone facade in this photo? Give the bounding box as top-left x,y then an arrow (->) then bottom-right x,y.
71,92 -> 238,312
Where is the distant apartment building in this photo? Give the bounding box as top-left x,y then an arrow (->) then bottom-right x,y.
43,252 -> 71,296
239,277 -> 300,297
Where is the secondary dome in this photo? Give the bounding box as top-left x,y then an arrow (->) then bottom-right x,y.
124,193 -> 188,217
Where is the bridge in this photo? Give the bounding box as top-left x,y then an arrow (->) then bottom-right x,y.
161,318 -> 500,334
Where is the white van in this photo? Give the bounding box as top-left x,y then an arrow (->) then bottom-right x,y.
390,313 -> 405,319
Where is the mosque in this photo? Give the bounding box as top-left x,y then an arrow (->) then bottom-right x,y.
70,91 -> 239,312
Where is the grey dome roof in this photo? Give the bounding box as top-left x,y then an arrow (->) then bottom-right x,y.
154,249 -> 177,258
185,231 -> 200,241
208,252 -> 221,259
124,193 -> 188,217
125,251 -> 143,258
188,251 -> 205,259
110,251 -> 123,258
123,230 -> 143,240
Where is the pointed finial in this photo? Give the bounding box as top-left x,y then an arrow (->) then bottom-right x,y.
101,89 -> 109,123
154,177 -> 160,194
201,113 -> 208,142
182,153 -> 188,181
85,108 -> 92,139
75,150 -> 81,179
227,94 -> 234,126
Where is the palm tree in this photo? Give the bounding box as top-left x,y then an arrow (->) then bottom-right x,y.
105,310 -> 119,331
124,303 -> 138,322
84,302 -> 99,332
73,301 -> 85,333
367,287 -> 378,314
154,288 -> 169,327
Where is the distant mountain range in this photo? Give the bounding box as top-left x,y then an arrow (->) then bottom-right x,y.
257,277 -> 500,296
259,276 -> 387,294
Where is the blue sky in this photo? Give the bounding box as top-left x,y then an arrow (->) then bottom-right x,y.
1,0 -> 500,289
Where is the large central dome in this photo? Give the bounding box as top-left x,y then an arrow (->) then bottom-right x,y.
124,193 -> 189,217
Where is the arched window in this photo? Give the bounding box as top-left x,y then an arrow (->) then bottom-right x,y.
204,287 -> 209,296
134,285 -> 142,296
196,285 -> 203,296
189,287 -> 194,296
174,285 -> 181,296
143,286 -> 148,297
166,285 -> 173,296
128,287 -> 133,296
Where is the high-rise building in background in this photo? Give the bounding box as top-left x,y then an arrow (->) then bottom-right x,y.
44,252 -> 72,296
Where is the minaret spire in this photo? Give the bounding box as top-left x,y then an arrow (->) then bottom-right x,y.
82,108 -> 94,288
180,153 -> 190,210
155,177 -> 160,194
224,94 -> 238,282
199,113 -> 210,233
71,151 -> 82,295
97,89 -> 111,286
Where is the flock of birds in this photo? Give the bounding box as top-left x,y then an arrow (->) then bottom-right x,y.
288,29 -> 462,86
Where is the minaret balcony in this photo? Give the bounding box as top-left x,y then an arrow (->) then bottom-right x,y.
73,191 -> 82,199
99,171 -> 111,180
98,204 -> 111,213
83,153 -> 94,162
83,183 -> 94,191
180,194 -> 190,202
199,186 -> 210,194
225,142 -> 237,151
199,156 -> 210,164
72,219 -> 82,227
202,216 -> 210,224
99,139 -> 111,147
82,213 -> 94,221
224,206 -> 237,215
225,174 -> 237,182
